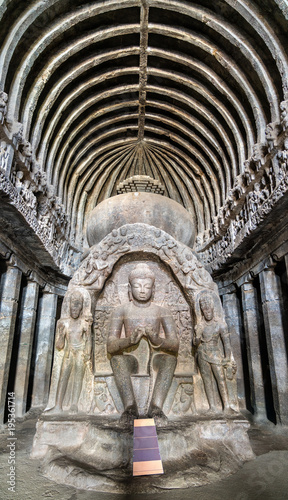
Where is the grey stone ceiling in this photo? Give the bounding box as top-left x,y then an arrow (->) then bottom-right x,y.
1,0 -> 288,246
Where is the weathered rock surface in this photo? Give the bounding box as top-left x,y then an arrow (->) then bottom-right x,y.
31,415 -> 254,493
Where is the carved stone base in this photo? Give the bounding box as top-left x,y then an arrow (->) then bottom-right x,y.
31,414 -> 254,493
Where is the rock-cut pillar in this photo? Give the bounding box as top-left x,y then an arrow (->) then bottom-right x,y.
32,288 -> 58,408
14,274 -> 40,417
0,260 -> 22,424
221,285 -> 245,406
240,276 -> 266,419
259,264 -> 288,425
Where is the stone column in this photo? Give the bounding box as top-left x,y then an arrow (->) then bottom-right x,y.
259,264 -> 288,424
221,285 -> 245,406
32,288 -> 58,408
0,260 -> 22,424
14,273 -> 41,417
284,254 -> 288,283
240,275 -> 266,419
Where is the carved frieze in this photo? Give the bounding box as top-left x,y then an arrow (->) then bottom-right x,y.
0,170 -> 77,274
55,222 -> 239,423
198,146 -> 288,271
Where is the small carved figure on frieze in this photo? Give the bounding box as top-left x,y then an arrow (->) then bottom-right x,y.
232,176 -> 245,200
91,382 -> 115,414
251,143 -> 267,171
243,162 -> 254,186
19,140 -> 33,159
103,227 -> 132,256
0,91 -> 8,121
0,142 -> 10,172
107,263 -> 179,425
172,383 -> 196,415
280,100 -> 288,131
9,121 -> 23,147
81,250 -> 110,289
265,121 -> 282,152
194,291 -> 237,414
45,289 -> 93,414
181,251 -> 217,294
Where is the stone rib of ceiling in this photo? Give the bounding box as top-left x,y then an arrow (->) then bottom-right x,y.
0,0 -> 287,247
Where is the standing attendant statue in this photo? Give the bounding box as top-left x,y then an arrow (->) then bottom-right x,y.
107,263 -> 179,425
46,289 -> 92,414
194,292 -> 236,413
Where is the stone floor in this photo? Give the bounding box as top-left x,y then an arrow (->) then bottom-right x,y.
1,412 -> 288,500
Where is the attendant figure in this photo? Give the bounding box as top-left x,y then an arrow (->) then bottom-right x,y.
194,292 -> 236,413
46,290 -> 92,414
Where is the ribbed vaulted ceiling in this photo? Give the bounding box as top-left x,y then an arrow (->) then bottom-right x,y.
1,0 -> 288,245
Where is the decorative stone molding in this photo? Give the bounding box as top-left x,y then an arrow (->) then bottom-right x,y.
27,270 -> 46,288
7,253 -> 31,275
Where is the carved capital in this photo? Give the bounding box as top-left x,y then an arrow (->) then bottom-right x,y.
271,241 -> 288,262
217,282 -> 237,296
250,256 -> 275,277
7,253 -> 30,274
0,240 -> 11,260
27,270 -> 46,287
236,272 -> 253,289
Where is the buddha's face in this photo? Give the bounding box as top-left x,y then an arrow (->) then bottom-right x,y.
70,294 -> 83,319
130,277 -> 154,303
200,296 -> 214,321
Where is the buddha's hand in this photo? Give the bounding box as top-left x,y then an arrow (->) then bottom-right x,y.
145,327 -> 161,346
130,327 -> 145,345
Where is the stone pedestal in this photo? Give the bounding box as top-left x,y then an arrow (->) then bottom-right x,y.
31,414 -> 254,493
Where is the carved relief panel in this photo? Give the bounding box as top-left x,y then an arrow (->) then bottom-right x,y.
93,258 -> 194,378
